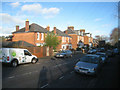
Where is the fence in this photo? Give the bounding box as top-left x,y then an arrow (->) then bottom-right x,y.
20,46 -> 53,58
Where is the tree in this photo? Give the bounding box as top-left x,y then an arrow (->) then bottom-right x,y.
110,28 -> 120,46
45,32 -> 61,50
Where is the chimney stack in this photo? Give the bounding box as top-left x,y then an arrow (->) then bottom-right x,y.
25,19 -> 29,32
65,30 -> 68,34
90,33 -> 92,37
53,27 -> 56,34
68,26 -> 74,30
16,25 -> 19,31
46,25 -> 50,31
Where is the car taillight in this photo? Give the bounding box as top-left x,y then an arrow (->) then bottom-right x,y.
7,56 -> 9,61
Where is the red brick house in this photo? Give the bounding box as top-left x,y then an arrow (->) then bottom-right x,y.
12,19 -> 50,46
52,27 -> 72,51
64,27 -> 93,50
64,26 -> 84,50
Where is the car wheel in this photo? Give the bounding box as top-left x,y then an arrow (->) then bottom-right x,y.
31,58 -> 37,64
11,60 -> 18,67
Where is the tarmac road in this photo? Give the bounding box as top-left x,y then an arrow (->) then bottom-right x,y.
2,53 -> 119,88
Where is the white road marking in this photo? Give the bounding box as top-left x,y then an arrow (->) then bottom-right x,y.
59,76 -> 64,80
40,84 -> 48,88
8,76 -> 15,79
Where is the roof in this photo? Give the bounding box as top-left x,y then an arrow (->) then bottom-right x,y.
86,54 -> 100,57
64,29 -> 76,34
52,29 -> 71,37
12,23 -> 49,34
74,30 -> 80,35
2,41 -> 35,47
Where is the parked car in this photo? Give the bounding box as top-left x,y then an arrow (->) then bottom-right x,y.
113,48 -> 119,55
74,54 -> 102,76
0,48 -> 38,67
87,49 -> 97,54
106,50 -> 114,57
97,47 -> 105,52
55,50 -> 72,58
96,52 -> 108,64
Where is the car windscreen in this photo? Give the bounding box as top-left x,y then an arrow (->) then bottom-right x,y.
59,51 -> 66,53
96,53 -> 105,57
80,56 -> 99,64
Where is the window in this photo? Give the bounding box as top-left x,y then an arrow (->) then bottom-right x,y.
89,38 -> 91,42
41,33 -> 44,40
78,36 -> 80,42
24,50 -> 32,56
65,37 -> 66,42
37,32 -> 39,40
62,37 -> 64,42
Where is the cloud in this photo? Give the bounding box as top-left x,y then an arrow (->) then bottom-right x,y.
21,3 -> 60,18
0,13 -> 25,35
101,24 -> 111,27
0,13 -> 24,25
94,18 -> 102,22
10,2 -> 20,7
0,26 -> 13,36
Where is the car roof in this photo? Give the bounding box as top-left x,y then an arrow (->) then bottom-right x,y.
86,54 -> 100,57
2,48 -> 27,50
96,52 -> 106,54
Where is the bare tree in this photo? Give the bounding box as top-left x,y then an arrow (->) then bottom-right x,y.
110,28 -> 120,46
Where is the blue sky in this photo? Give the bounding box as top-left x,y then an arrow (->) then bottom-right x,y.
0,1 -> 118,38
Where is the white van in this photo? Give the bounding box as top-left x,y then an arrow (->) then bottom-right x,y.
0,48 -> 38,67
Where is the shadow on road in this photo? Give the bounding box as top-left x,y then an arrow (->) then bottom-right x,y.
37,66 -> 48,88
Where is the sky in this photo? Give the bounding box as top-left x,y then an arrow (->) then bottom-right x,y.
0,1 -> 119,38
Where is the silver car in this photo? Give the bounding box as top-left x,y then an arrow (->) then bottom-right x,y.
74,54 -> 102,76
96,52 -> 108,64
55,50 -> 72,58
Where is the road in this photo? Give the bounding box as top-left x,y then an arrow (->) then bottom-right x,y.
2,53 -> 120,88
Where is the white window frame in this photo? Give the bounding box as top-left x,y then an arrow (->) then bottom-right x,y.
62,37 -> 64,42
68,37 -> 69,43
65,37 -> 66,42
41,33 -> 44,40
37,32 -> 40,40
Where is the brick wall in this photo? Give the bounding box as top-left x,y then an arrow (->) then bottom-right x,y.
68,34 -> 78,50
84,36 -> 89,44
12,32 -> 46,46
12,32 -> 35,45
11,46 -> 53,58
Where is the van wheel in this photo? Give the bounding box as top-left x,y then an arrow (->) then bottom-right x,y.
31,58 -> 37,64
11,60 -> 18,67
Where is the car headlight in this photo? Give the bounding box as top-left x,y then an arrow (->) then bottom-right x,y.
60,55 -> 63,56
90,68 -> 96,71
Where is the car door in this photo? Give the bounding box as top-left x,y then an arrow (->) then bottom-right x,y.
68,50 -> 72,56
24,50 -> 32,63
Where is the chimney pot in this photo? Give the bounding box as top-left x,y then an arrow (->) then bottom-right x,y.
68,26 -> 74,30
